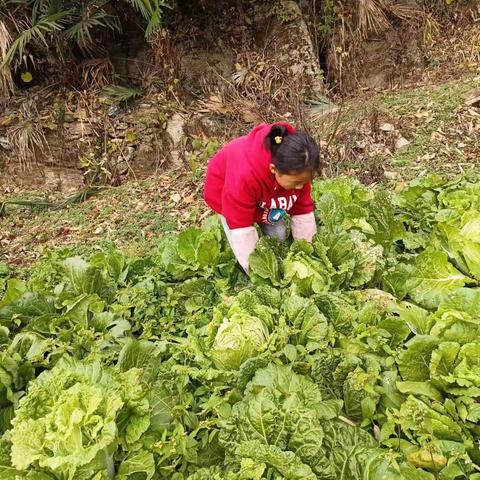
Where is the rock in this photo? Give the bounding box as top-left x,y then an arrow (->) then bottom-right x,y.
465,87 -> 480,107
384,170 -> 398,180
166,113 -> 185,145
68,122 -> 93,137
171,193 -> 181,203
43,166 -> 84,193
110,146 -> 135,176
0,136 -> 12,150
255,0 -> 324,93
108,106 -> 120,117
44,168 -> 61,190
180,51 -> 235,93
345,19 -> 424,91
395,136 -> 410,151
125,146 -> 135,160
380,123 -> 395,132
94,226 -> 104,235
362,70 -> 390,90
166,113 -> 185,169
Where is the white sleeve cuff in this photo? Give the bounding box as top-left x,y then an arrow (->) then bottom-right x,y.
230,226 -> 259,273
291,212 -> 317,242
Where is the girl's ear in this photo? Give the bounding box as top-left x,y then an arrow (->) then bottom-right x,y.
269,163 -> 277,175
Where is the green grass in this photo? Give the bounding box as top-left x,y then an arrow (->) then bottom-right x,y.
379,78 -> 473,116
379,76 -> 478,170
315,74 -> 479,181
1,173 -> 208,268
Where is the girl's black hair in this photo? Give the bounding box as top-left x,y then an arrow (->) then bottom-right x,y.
265,124 -> 320,173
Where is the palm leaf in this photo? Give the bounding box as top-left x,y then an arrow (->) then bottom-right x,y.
356,0 -> 390,38
126,0 -> 153,19
0,198 -> 55,216
102,84 -> 142,102
1,10 -> 71,68
144,0 -> 172,38
64,1 -> 120,51
30,0 -> 64,22
145,6 -> 162,39
0,186 -> 105,217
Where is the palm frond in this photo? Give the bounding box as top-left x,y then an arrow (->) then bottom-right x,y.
64,1 -> 120,53
7,121 -> 47,168
389,2 -> 423,22
305,91 -> 339,121
126,0 -> 153,19
145,6 -> 162,39
31,0 -> 61,23
128,0 -> 171,20
1,11 -> 71,68
102,84 -> 142,102
356,0 -> 390,38
0,198 -> 55,217
0,186 -> 104,217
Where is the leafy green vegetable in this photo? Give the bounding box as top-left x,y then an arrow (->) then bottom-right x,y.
4,174 -> 480,479
397,335 -> 440,382
406,249 -> 471,310
210,313 -> 269,370
249,238 -> 282,286
9,357 -> 150,479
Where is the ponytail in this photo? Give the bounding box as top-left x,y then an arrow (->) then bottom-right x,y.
265,124 -> 290,156
265,125 -> 320,173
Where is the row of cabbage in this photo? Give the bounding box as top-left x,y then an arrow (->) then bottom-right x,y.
1,173 -> 480,479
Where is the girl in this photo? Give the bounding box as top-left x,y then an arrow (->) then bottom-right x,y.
204,122 -> 320,272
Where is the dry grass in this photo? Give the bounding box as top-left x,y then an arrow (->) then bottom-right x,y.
80,57 -> 114,89
198,46 -> 319,131
7,123 -> 48,169
6,102 -> 48,169
356,0 -> 391,39
325,0 -> 424,92
0,20 -> 14,97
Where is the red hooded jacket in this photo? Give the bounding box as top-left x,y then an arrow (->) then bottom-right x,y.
204,123 -> 314,229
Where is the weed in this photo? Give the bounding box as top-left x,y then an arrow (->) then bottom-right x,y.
186,136 -> 219,177
6,102 -> 49,169
101,85 -> 143,104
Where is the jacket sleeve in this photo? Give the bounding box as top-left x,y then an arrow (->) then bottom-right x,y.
289,182 -> 314,216
221,179 -> 258,229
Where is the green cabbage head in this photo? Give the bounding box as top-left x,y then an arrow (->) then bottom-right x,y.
211,313 -> 269,370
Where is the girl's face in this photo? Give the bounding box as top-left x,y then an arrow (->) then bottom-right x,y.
269,164 -> 312,190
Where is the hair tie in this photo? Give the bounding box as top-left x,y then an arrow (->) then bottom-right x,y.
274,136 -> 283,144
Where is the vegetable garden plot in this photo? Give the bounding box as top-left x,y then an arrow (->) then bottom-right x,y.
2,174 -> 480,479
